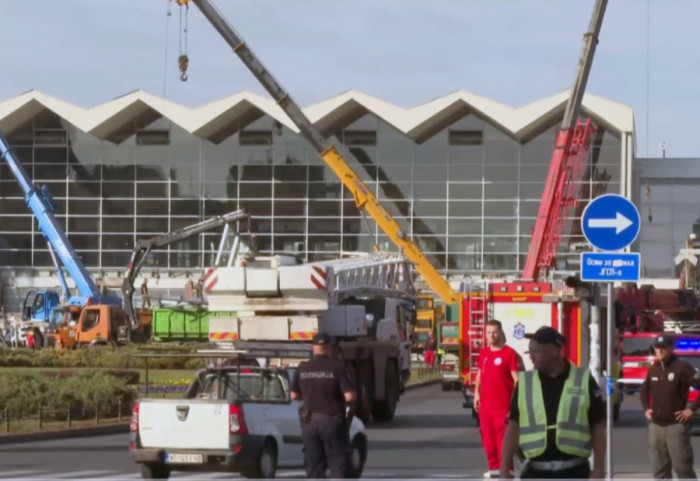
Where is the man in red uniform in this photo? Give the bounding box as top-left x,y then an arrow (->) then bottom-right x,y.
474,320 -> 522,478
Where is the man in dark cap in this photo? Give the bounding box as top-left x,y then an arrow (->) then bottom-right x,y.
640,334 -> 700,479
291,332 -> 356,478
499,326 -> 605,479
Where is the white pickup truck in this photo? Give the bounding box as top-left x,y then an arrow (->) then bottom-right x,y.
130,365 -> 368,479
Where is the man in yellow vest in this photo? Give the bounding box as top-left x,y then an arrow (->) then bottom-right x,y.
499,326 -> 605,479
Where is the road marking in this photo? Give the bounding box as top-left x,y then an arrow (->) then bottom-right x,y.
0,470 -> 50,478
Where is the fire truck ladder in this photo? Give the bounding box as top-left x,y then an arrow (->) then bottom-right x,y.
537,119 -> 597,270
326,255 -> 416,304
467,286 -> 488,383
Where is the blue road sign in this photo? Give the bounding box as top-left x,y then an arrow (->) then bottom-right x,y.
580,252 -> 641,282
581,194 -> 641,251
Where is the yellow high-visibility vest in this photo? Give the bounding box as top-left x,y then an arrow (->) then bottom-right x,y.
517,365 -> 591,458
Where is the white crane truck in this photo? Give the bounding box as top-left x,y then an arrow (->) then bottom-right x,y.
202,252 -> 416,423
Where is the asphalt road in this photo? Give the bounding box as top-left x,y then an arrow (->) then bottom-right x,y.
0,385 -> 697,479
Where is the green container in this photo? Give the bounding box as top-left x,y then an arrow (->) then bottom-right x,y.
152,308 -> 210,342
445,303 -> 460,322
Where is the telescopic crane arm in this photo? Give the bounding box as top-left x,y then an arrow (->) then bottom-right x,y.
522,0 -> 608,281
121,209 -> 249,330
0,130 -> 106,305
182,0 -> 459,304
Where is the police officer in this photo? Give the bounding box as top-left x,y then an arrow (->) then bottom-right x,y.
499,326 -> 606,479
641,334 -> 700,480
291,332 -> 356,478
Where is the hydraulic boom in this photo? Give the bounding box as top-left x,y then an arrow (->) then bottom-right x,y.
0,130 -> 115,306
522,0 -> 608,280
181,0 -> 459,304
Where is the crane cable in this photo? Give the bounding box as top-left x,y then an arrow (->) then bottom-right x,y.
178,1 -> 190,81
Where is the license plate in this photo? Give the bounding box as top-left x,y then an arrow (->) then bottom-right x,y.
165,453 -> 203,464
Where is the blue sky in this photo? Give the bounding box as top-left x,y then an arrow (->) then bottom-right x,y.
0,0 -> 696,157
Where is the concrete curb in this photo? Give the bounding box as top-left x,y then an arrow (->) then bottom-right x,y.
0,422 -> 129,445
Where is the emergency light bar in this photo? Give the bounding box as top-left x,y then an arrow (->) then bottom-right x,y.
675,339 -> 700,350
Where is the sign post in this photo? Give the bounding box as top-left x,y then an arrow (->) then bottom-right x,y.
581,194 -> 641,481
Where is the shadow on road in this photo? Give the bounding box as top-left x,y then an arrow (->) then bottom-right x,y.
372,413 -> 477,430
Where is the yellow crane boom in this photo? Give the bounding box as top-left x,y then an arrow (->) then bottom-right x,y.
180,0 -> 459,304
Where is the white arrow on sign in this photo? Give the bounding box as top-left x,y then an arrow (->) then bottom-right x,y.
587,212 -> 633,235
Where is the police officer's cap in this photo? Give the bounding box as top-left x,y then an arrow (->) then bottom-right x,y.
312,332 -> 331,345
524,326 -> 566,347
653,335 -> 674,349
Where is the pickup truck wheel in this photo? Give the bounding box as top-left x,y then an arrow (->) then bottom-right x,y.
371,360 -> 399,422
347,434 -> 367,478
243,441 -> 277,479
140,463 -> 170,479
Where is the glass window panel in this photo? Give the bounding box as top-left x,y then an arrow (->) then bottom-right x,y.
240,200 -> 272,217
240,165 -> 273,181
448,219 -> 482,235
171,165 -> 200,197
519,183 -> 545,200
413,183 -> 446,199
240,183 -> 272,198
103,200 -> 134,216
449,237 -> 482,254
136,217 -> 169,233
34,147 -> 66,164
379,201 -> 411,219
68,199 -> 100,215
0,215 -> 31,231
415,235 -> 447,252
33,250 -> 56,268
11,147 -> 33,163
102,234 -> 133,250
0,180 -> 24,197
169,217 -> 201,231
484,201 -> 517,217
102,182 -> 134,199
103,164 -> 135,181
275,182 -> 307,199
252,235 -> 272,253
69,234 -> 99,250
275,219 -> 306,234
0,250 -> 31,266
204,164 -> 237,182
520,165 -> 548,182
378,182 -> 412,200
483,253 -> 517,271
376,164 -> 412,183
204,200 -> 238,217
342,200 -> 361,217
34,164 -> 67,180
0,233 -> 31,248
69,182 -> 101,198
273,235 -> 305,253
484,183 -> 519,199
414,218 -> 445,235
343,219 -> 363,234
483,237 -> 517,253
310,200 -> 340,217
447,254 -> 480,271
67,217 -> 98,232
68,164 -> 101,181
103,217 -> 134,233
484,219 -> 517,236
642,184 -> 672,202
484,164 -> 518,182
136,166 -> 167,181
449,145 -> 483,166
521,140 -> 551,165
39,182 -> 66,198
449,201 -> 482,217
201,182 -> 231,199
309,219 -> 341,234
251,218 -> 272,234
309,235 -> 341,252
309,182 -> 341,200
171,199 -> 200,216
673,185 -> 700,204
449,164 -> 482,180
485,140 -> 518,165
274,165 -> 307,182
137,182 -> 168,198
519,201 -> 540,217
274,200 -> 306,217
136,200 -> 168,216
414,164 -> 447,183
2,198 -> 29,213
102,251 -> 130,267
414,201 -> 446,218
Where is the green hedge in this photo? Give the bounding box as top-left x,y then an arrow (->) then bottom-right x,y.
0,346 -> 207,370
0,370 -> 138,418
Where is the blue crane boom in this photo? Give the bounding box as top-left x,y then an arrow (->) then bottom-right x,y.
0,130 -> 109,306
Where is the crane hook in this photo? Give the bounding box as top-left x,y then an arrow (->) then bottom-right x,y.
178,54 -> 189,82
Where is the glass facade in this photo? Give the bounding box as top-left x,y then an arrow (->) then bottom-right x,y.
635,158 -> 700,278
0,108 -> 625,278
